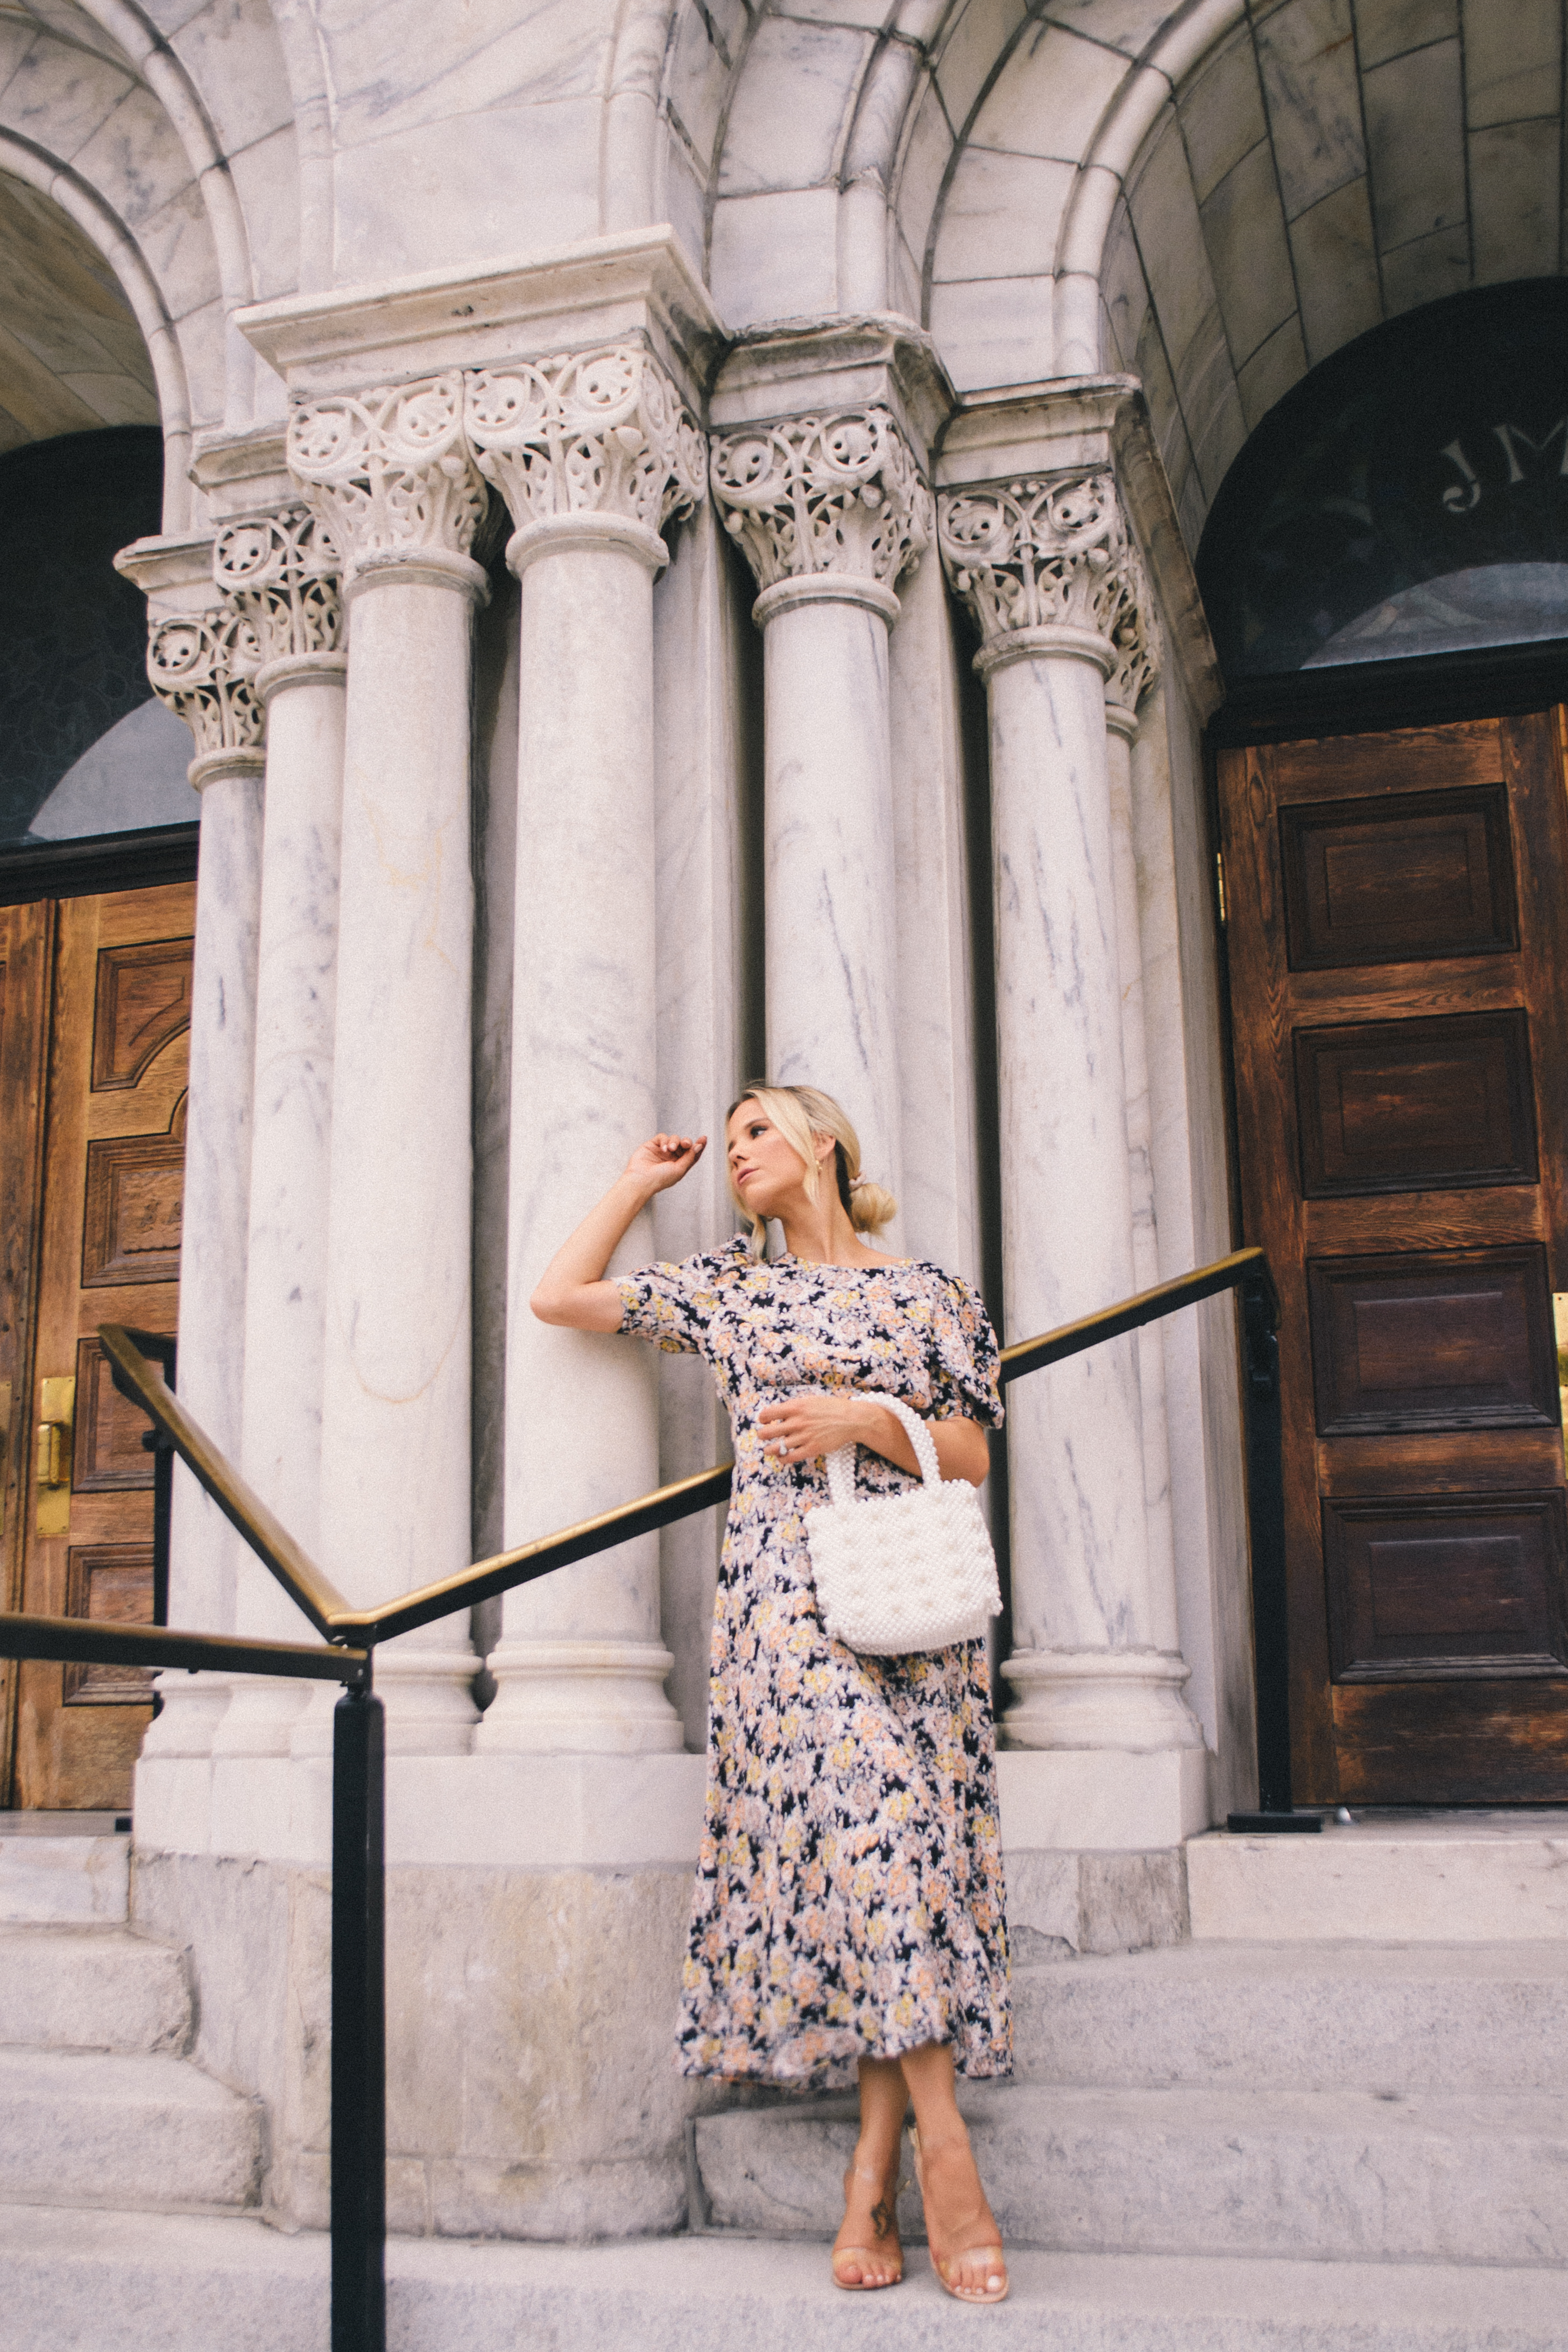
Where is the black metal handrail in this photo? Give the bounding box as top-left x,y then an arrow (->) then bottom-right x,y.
0,1242 -> 1298,2352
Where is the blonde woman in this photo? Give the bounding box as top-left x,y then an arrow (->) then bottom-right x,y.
532,1084 -> 1011,2304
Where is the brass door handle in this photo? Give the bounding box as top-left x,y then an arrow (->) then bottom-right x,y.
36,1374 -> 74,1538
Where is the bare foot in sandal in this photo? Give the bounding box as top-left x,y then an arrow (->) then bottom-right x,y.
912,2125 -> 1008,2305
831,2153 -> 905,2290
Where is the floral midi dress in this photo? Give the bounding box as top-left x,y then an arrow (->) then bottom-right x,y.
616,1237 -> 1012,2089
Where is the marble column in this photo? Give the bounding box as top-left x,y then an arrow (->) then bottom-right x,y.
136,602 -> 266,1768
202,509 -> 347,1769
464,344 -> 704,1753
288,378 -> 488,1755
1104,557 -> 1182,1661
709,407 -> 931,1210
938,472 -> 1201,1754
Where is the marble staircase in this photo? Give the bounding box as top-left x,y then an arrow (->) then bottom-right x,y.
5,1814 -> 1567,2348
0,1824 -> 265,2221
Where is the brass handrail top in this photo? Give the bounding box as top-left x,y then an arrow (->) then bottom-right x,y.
97,1325 -> 355,1639
0,1610 -> 367,1681
94,1245 -> 1276,1656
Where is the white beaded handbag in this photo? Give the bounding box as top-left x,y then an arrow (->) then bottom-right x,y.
804,1396 -> 1001,1656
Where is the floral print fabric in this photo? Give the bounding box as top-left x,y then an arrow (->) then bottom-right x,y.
616,1236 -> 1012,2088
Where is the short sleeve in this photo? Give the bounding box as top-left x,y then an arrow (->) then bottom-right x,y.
615,1247 -> 733,1357
926,1272 -> 1005,1428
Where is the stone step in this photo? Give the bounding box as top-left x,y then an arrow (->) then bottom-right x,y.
0,1832 -> 128,1925
693,2085 -> 1568,2266
1188,1814 -> 1568,1943
0,2049 -> 263,2214
0,1925 -> 190,2056
2,2206 -> 1564,2352
1011,1939 -> 1568,2090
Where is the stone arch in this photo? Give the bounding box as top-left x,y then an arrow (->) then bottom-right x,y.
0,0 -> 306,515
925,1 -> 1568,551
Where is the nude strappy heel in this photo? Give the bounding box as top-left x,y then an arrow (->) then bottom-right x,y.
910,2125 -> 1009,2305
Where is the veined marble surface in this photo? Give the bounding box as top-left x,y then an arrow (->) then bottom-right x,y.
316,571 -> 479,1755
483,522 -> 683,1755
144,755 -> 264,1770
761,590 -> 905,1227
985,647 -> 1163,1728
649,502 -> 751,1749
218,661 -> 347,1767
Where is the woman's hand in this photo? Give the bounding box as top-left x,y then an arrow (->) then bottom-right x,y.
532,1131 -> 707,1331
625,1133 -> 706,1194
758,1395 -> 990,1487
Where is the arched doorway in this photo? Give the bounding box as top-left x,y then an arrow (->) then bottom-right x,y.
0,187 -> 196,1815
1203,281 -> 1568,1806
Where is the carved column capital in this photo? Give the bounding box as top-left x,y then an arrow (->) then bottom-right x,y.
709,407 -> 931,599
213,505 -> 343,670
286,375 -> 488,586
1104,534 -> 1163,719
938,471 -> 1156,690
463,343 -> 705,557
147,602 -> 264,766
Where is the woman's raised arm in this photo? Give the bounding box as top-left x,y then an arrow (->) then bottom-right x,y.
529,1134 -> 706,1331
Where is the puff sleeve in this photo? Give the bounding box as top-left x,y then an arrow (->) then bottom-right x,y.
615,1247 -> 733,1357
926,1271 -> 1005,1428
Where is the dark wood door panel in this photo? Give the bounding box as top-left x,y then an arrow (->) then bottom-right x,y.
1219,710 -> 1568,1805
1294,1012 -> 1537,1197
1268,719 -> 1503,799
1333,1679 -> 1568,1805
1281,786 -> 1517,971
1304,1190 -> 1549,1254
1319,1429 -> 1568,1495
1308,1247 -> 1557,1432
1324,1492 -> 1567,1680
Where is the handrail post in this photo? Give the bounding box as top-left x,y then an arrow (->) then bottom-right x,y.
331,1660 -> 387,2350
1230,1272 -> 1319,1833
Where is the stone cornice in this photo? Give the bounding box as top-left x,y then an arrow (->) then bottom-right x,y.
235,227 -> 723,414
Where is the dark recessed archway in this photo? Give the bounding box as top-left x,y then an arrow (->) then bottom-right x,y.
1197,281 -> 1568,685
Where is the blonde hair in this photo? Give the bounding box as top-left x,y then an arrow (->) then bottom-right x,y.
726,1083 -> 899,1257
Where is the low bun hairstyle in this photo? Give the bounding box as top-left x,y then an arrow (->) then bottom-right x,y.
727,1083 -> 899,1257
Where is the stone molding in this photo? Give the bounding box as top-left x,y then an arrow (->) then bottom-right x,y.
937,470 -> 1147,668
287,373 -> 489,578
465,343 -> 705,541
147,603 -> 264,759
711,406 -> 930,598
213,506 -> 343,667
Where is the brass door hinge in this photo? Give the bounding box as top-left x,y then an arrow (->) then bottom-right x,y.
36,1374 -> 74,1539
1556,1295 -> 1568,1476
1215,849 -> 1228,928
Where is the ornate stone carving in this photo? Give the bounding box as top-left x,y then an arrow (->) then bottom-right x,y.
1105,534 -> 1162,715
938,471 -> 1136,651
464,343 -> 705,538
709,407 -> 930,593
213,506 -> 343,665
286,375 -> 486,570
147,605 -> 264,756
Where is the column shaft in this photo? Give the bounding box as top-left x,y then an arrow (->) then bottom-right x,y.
760,581 -> 902,1197
479,517 -> 681,1753
216,654 -> 347,1767
315,563 -> 482,1753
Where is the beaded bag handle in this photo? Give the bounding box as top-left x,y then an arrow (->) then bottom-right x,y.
823,1395 -> 941,1508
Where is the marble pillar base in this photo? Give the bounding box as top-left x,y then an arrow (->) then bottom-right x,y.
137,1675 -> 232,1760
371,1647 -> 479,1757
1001,1647 -> 1206,1751
474,1638 -> 685,1755
208,1677 -> 311,1758
997,1743 -> 1213,1852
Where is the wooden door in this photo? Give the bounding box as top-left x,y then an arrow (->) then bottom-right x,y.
1217,714 -> 1568,1805
2,882 -> 193,1810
